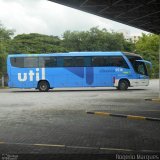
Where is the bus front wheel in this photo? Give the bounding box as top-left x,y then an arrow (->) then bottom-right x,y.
118,80 -> 128,90
38,81 -> 49,92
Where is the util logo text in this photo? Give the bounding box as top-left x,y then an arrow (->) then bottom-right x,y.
18,68 -> 45,82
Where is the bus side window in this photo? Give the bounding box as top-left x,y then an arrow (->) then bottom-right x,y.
63,57 -> 74,67
45,57 -> 57,67
109,56 -> 129,68
91,56 -> 109,67
10,57 -> 24,68
24,57 -> 39,68
39,57 -> 57,68
74,57 -> 84,67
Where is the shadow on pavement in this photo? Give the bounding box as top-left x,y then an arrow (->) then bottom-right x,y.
10,88 -> 146,93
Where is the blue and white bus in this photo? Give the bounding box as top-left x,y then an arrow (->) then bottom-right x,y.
7,52 -> 151,91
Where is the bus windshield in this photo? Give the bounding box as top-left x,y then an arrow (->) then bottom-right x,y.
134,61 -> 148,76
126,55 -> 148,76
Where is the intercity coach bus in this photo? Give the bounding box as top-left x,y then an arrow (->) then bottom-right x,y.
7,52 -> 151,91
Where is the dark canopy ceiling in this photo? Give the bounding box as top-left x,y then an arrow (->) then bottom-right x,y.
49,0 -> 160,34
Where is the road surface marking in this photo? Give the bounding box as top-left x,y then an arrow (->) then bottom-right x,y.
34,143 -> 65,147
100,147 -> 133,152
87,111 -> 160,121
0,142 -> 159,153
127,115 -> 146,120
67,146 -> 97,150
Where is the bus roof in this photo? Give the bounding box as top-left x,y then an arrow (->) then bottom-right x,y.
8,51 -> 125,57
123,52 -> 141,58
8,51 -> 142,58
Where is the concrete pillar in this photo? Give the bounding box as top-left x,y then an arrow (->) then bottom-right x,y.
1,75 -> 4,87
159,37 -> 160,98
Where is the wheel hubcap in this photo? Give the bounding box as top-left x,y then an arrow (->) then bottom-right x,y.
41,84 -> 47,90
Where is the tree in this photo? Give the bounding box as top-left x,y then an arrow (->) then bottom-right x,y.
135,33 -> 159,78
0,23 -> 14,76
62,27 -> 135,52
10,33 -> 66,54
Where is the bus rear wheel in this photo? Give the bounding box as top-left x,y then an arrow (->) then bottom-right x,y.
38,81 -> 49,92
118,80 -> 128,90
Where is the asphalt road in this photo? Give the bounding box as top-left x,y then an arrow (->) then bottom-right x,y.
0,79 -> 160,156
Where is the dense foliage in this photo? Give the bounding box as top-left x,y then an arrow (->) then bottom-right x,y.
0,24 -> 159,78
11,33 -> 66,54
135,34 -> 159,78
62,28 -> 134,52
0,24 -> 14,76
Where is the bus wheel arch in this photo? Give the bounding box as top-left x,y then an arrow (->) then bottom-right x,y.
118,79 -> 130,90
37,80 -> 50,92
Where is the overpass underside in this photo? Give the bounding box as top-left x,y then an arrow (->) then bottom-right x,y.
49,0 -> 160,34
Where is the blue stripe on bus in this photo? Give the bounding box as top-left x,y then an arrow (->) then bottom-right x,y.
66,67 -> 84,78
66,67 -> 94,85
86,67 -> 94,85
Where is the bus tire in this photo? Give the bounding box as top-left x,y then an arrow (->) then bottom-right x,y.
118,80 -> 128,90
38,81 -> 50,92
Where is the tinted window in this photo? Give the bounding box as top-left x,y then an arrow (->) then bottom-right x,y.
10,57 -> 24,68
64,57 -> 73,67
127,56 -> 142,71
63,57 -> 85,67
109,56 -> 129,68
135,61 -> 148,76
24,57 -> 39,68
39,57 -> 57,68
91,57 -> 109,66
74,57 -> 84,67
10,57 -> 39,68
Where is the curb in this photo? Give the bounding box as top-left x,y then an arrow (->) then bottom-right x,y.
86,111 -> 160,122
145,98 -> 160,102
